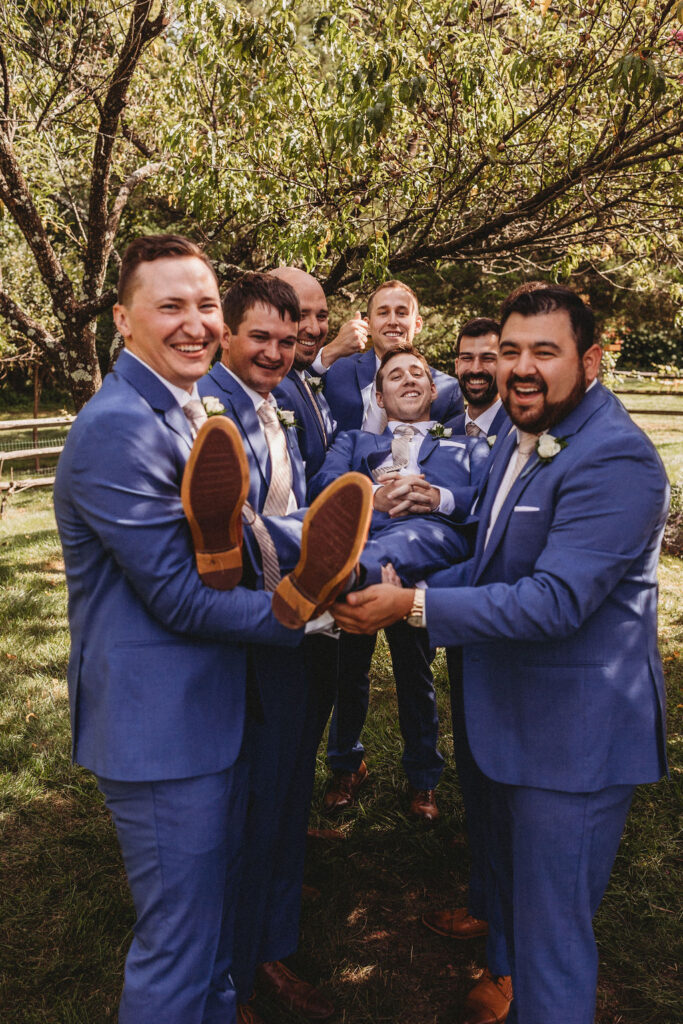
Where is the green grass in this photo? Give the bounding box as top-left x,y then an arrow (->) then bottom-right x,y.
0,471 -> 681,1022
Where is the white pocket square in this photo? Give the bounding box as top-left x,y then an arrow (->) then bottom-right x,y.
439,440 -> 466,448
514,505 -> 540,512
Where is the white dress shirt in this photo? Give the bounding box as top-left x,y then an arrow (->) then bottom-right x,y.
126,350 -> 202,409
465,397 -> 503,437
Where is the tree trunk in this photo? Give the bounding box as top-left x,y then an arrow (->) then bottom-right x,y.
62,323 -> 103,411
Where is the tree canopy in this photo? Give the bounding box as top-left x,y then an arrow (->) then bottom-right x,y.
1,0 -> 682,407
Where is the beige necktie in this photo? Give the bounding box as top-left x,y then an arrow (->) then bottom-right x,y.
183,399 -> 208,439
391,423 -> 415,470
242,502 -> 281,592
485,433 -> 538,547
257,402 -> 293,516
466,420 -> 483,437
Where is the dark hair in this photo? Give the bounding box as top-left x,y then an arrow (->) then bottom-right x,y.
499,285 -> 596,356
367,280 -> 420,317
222,272 -> 300,332
499,280 -> 548,323
376,345 -> 432,392
455,317 -> 501,356
117,234 -> 216,304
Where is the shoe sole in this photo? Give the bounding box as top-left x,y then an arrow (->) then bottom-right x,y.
181,417 -> 250,589
272,473 -> 373,628
421,914 -> 489,939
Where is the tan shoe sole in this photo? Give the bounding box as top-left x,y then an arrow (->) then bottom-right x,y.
272,473 -> 373,628
181,417 -> 250,589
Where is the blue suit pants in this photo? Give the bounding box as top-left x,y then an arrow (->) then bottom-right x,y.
487,781 -> 634,1024
327,622 -> 444,790
98,761 -> 249,1024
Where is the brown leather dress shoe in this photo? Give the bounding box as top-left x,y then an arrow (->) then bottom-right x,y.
422,906 -> 489,939
462,969 -> 513,1024
272,473 -> 373,628
408,786 -> 440,823
257,960 -> 334,1020
322,760 -> 369,814
237,1003 -> 266,1024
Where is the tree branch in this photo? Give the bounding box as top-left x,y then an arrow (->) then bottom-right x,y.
0,288 -> 64,355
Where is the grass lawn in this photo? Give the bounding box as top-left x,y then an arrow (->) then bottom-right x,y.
0,404 -> 681,1023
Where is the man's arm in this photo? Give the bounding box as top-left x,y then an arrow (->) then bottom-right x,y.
314,312 -> 368,371
68,410 -> 301,646
335,440 -> 669,643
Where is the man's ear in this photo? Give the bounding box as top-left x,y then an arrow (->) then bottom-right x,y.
429,378 -> 438,402
414,315 -> 423,336
220,325 -> 231,359
376,389 -> 385,409
583,343 -> 603,383
112,303 -> 130,341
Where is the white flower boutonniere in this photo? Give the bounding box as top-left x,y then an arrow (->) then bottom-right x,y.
536,433 -> 568,464
307,376 -> 323,393
487,434 -> 497,447
201,396 -> 225,417
276,407 -> 298,429
428,424 -> 453,439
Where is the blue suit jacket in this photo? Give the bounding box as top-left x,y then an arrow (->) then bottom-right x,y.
53,350 -> 300,782
426,383 -> 669,792
322,348 -> 464,431
450,401 -> 512,441
199,363 -> 307,511
309,426 -> 489,522
273,369 -> 337,480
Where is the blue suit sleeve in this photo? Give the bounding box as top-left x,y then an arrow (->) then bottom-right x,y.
69,409 -> 302,647
426,441 -> 669,648
307,430 -> 357,501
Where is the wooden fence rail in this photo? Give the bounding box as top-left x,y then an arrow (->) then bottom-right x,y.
0,416 -> 74,508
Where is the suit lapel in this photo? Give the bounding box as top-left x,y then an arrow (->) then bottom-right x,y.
295,371 -> 326,445
209,366 -> 271,491
282,412 -> 307,506
472,384 -> 611,581
114,350 -> 193,452
363,429 -> 392,476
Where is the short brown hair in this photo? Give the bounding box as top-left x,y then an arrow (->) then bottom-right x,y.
117,234 -> 217,304
367,280 -> 420,317
376,345 -> 432,392
500,285 -> 596,356
222,273 -> 301,333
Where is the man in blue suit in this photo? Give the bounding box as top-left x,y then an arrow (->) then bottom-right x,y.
198,274 -> 336,1022
334,286 -> 669,1024
53,236 -> 304,1024
424,317 -> 512,946
313,345 -> 486,822
320,281 -> 465,820
450,317 -> 510,441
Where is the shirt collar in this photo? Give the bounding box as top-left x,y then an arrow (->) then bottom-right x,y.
387,420 -> 434,437
217,362 -> 276,411
125,350 -> 199,407
465,397 -> 502,436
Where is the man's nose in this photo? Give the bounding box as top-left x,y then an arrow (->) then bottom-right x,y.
182,307 -> 205,338
302,315 -> 321,338
263,338 -> 282,361
514,349 -> 536,376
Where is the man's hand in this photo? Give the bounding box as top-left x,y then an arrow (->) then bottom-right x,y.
373,473 -> 440,517
333,585 -> 414,633
320,311 -> 368,368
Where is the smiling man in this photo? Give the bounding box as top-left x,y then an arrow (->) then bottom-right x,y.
451,317 -> 510,441
334,286 -> 669,1024
312,346 -> 485,822
53,236 -> 304,1024
198,273 -> 337,1023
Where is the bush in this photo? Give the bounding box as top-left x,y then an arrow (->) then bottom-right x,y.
617,326 -> 683,371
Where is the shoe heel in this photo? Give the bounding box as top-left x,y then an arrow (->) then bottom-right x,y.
271,577 -> 317,629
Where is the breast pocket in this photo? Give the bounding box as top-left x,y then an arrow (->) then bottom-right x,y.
503,507 -> 551,575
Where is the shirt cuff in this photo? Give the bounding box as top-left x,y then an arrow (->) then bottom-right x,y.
310,353 -> 326,375
436,487 -> 454,515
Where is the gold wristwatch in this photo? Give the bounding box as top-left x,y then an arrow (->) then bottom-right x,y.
405,588 -> 425,628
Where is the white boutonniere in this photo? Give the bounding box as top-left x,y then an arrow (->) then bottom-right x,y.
276,407 -> 298,429
487,434 -> 497,447
307,376 -> 323,393
201,396 -> 225,417
428,424 -> 453,439
536,433 -> 568,463
519,433 -> 568,479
